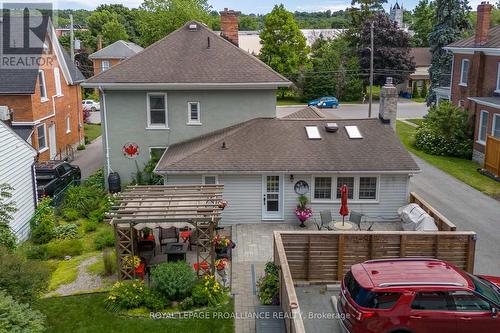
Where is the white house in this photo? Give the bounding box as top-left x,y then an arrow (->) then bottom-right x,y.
0,120 -> 37,241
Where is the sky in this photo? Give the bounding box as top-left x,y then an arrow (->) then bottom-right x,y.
5,0 -> 487,14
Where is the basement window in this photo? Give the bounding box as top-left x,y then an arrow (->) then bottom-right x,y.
305,126 -> 321,140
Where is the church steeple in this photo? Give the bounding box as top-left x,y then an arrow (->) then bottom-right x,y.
390,1 -> 404,28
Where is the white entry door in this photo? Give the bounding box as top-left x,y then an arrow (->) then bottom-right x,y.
262,175 -> 283,220
48,124 -> 57,159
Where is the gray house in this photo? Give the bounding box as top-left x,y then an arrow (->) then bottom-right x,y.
83,20 -> 290,183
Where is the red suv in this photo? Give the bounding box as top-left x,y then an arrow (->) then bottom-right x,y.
335,258 -> 500,333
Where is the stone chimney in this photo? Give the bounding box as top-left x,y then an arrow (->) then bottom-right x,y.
219,8 -> 240,46
378,77 -> 398,131
475,2 -> 493,46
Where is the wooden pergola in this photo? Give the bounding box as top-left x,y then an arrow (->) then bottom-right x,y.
107,184 -> 224,280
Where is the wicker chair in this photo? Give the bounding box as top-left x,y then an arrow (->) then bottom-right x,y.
158,227 -> 179,252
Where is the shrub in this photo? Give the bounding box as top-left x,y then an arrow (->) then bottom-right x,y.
414,101 -> 472,158
150,261 -> 196,301
143,288 -> 167,311
30,198 -> 56,244
84,169 -> 105,191
257,262 -> 279,305
0,247 -> 51,303
102,249 -> 116,276
94,228 -> 115,250
421,80 -> 428,99
0,290 -> 46,333
179,296 -> 194,310
77,144 -> 86,151
0,226 -> 16,251
89,208 -> 106,223
412,82 -> 419,98
61,185 -> 107,218
25,244 -> 48,260
46,239 -> 83,259
53,223 -> 79,240
61,208 -> 80,222
106,280 -> 146,309
191,275 -> 226,307
83,220 -> 98,233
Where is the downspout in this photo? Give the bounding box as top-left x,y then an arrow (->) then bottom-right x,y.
99,86 -> 113,177
31,161 -> 38,207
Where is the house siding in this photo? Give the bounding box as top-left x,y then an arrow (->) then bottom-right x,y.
0,124 -> 37,241
103,89 -> 277,183
166,173 -> 410,224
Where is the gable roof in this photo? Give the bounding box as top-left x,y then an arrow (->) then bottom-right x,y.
89,40 -> 143,60
447,25 -> 500,49
84,21 -> 290,88
281,106 -> 336,119
0,121 -> 36,154
0,16 -> 84,94
155,118 -> 420,174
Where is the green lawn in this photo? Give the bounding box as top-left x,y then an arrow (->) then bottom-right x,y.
405,118 -> 424,126
276,97 -> 305,106
396,121 -> 500,197
84,124 -> 102,143
35,293 -> 234,333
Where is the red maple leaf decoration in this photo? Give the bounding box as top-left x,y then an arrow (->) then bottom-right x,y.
123,143 -> 139,157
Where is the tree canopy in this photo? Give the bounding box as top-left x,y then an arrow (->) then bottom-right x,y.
410,0 -> 436,47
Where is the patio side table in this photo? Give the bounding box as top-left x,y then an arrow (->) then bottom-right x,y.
163,242 -> 188,262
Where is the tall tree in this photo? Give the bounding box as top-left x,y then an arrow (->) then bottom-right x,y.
136,0 -> 211,46
0,184 -> 17,250
259,4 -> 309,80
427,0 -> 470,105
102,19 -> 129,45
359,13 -> 415,86
347,0 -> 387,46
410,0 -> 436,47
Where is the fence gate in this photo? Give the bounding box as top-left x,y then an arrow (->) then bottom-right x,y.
484,136 -> 500,177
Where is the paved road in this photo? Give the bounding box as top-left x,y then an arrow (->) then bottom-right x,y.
410,155 -> 500,276
72,136 -> 103,179
277,100 -> 428,119
87,110 -> 101,124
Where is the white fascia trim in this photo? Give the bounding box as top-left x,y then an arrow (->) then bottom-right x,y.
81,82 -> 292,90
444,46 -> 500,56
154,170 -> 421,175
468,97 -> 500,109
11,113 -> 56,126
47,19 -> 73,85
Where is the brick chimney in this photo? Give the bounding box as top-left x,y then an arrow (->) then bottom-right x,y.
379,77 -> 398,131
475,2 -> 493,46
219,8 -> 240,46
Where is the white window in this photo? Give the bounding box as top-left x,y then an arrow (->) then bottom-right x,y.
147,93 -> 168,128
202,175 -> 218,185
54,67 -> 62,96
478,110 -> 489,144
36,124 -> 47,151
66,115 -> 71,133
359,177 -> 377,200
187,102 -> 201,124
312,175 -> 379,202
313,177 -> 332,200
149,147 -> 166,161
496,63 -> 500,92
336,177 -> 354,199
38,70 -> 47,100
492,114 -> 500,138
101,60 -> 110,71
459,59 -> 470,86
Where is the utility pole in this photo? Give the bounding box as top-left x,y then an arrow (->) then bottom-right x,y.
368,20 -> 374,118
70,14 -> 75,61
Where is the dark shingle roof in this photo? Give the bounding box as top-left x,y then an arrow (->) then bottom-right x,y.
11,125 -> 33,141
61,46 -> 85,83
447,25 -> 500,48
89,40 -> 143,60
156,118 -> 420,173
86,21 -> 290,85
282,106 -> 335,119
410,48 -> 431,67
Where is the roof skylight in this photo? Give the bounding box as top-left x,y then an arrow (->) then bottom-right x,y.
345,126 -> 363,139
305,126 -> 321,140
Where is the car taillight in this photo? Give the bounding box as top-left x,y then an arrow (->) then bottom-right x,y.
355,311 -> 376,321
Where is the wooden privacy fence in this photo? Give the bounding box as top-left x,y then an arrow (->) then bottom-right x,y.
485,135 -> 500,177
409,192 -> 456,231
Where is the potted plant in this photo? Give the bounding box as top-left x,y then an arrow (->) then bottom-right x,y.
294,194 -> 313,228
212,235 -> 236,259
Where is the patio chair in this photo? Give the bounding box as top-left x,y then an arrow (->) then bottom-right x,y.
349,211 -> 375,231
319,210 -> 335,230
159,227 -> 179,252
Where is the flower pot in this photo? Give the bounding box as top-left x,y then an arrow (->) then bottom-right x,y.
215,247 -> 230,259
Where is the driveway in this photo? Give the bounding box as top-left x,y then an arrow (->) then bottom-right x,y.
277,100 -> 428,119
410,155 -> 500,276
72,136 -> 103,179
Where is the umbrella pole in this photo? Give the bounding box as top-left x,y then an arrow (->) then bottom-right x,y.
342,215 -> 345,226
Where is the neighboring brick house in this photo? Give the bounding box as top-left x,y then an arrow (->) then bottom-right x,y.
89,40 -> 143,76
440,2 -> 500,163
0,17 -> 85,161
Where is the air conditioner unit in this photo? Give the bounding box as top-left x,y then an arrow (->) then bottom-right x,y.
0,106 -> 10,121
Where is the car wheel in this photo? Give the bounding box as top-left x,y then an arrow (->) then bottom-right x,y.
91,107 -> 96,112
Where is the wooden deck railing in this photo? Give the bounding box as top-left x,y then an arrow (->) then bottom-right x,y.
410,192 -> 457,231
485,136 -> 500,177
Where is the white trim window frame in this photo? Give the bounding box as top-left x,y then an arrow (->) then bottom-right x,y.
66,115 -> 71,134
146,93 -> 168,129
202,175 -> 218,185
36,123 -> 48,152
38,70 -> 48,101
459,59 -> 470,86
496,62 -> 500,93
492,113 -> 500,138
187,101 -> 201,125
477,110 -> 489,145
101,60 -> 110,72
311,175 -> 380,203
54,67 -> 63,96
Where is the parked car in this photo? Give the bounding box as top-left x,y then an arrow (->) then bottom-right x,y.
335,258 -> 500,333
36,161 -> 81,198
82,99 -> 100,112
308,96 -> 339,108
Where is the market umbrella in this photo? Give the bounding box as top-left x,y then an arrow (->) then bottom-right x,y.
339,184 -> 350,226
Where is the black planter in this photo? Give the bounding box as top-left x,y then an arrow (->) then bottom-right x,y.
215,247 -> 231,259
